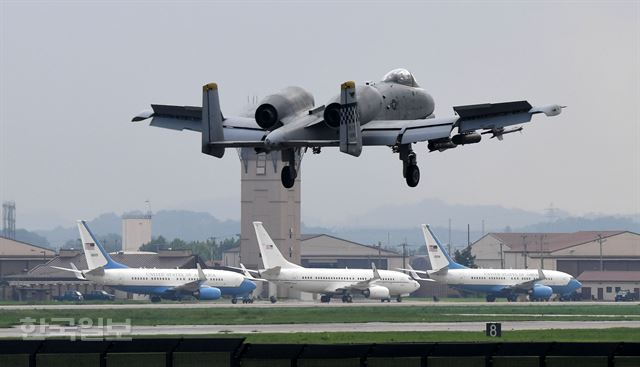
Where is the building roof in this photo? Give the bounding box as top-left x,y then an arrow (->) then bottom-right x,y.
0,236 -> 56,257
484,231 -> 628,253
7,250 -> 199,281
577,271 -> 640,282
301,233 -> 400,256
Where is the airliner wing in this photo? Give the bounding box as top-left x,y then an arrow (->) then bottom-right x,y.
505,269 -> 547,291
168,263 -> 209,294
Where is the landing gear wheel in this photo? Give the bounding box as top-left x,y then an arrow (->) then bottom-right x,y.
346,295 -> 353,303
150,296 -> 161,303
486,295 -> 496,302
270,296 -> 277,304
231,298 -> 238,304
396,296 -> 402,303
281,166 -> 297,189
507,295 -> 518,302
405,164 -> 420,187
320,295 -> 331,303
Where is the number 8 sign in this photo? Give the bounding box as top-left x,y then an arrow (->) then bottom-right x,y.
486,322 -> 502,337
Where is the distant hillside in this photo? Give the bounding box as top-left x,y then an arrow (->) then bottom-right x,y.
27,203 -> 638,250
34,210 -> 240,248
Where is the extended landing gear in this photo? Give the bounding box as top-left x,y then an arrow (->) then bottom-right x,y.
281,165 -> 297,189
320,295 -> 332,303
396,296 -> 403,303
486,295 -> 496,302
397,144 -> 420,187
231,298 -> 238,304
242,297 -> 254,304
341,295 -> 353,303
280,148 -> 302,189
380,298 -> 391,303
507,295 -> 518,302
150,296 -> 161,303
270,296 -> 277,304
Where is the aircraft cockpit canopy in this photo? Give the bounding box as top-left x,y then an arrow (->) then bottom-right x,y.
381,68 -> 419,87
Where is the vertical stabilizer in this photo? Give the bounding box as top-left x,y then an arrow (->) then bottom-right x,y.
253,222 -> 301,269
422,224 -> 467,271
77,220 -> 128,270
339,81 -> 362,157
202,83 -> 225,158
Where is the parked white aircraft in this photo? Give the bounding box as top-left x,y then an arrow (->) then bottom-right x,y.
52,221 -> 256,303
412,224 -> 582,302
249,222 -> 421,303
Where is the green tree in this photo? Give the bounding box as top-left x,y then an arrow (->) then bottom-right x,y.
453,246 -> 477,268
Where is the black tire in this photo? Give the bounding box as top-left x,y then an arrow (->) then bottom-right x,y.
396,296 -> 402,303
405,164 -> 420,187
281,166 -> 297,188
346,295 -> 353,303
486,295 -> 496,302
231,298 -> 238,304
151,296 -> 161,303
270,296 -> 277,304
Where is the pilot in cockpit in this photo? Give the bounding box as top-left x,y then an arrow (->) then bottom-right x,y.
381,68 -> 420,87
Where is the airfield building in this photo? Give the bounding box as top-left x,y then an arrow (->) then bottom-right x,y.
122,213 -> 152,252
471,231 -> 640,275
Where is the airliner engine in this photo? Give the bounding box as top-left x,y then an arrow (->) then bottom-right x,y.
195,286 -> 222,300
363,285 -> 390,299
530,284 -> 553,300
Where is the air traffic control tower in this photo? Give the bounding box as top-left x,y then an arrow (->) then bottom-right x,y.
238,148 -> 301,299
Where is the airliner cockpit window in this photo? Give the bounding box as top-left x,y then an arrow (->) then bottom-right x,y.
381,68 -> 419,87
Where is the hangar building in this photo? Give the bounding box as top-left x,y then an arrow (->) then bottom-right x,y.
471,231 -> 640,276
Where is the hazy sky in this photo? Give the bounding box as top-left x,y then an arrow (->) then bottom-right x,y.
1,1 -> 638,230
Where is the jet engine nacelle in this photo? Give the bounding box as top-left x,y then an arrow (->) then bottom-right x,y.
255,86 -> 315,130
363,285 -> 390,299
195,286 -> 222,300
324,85 -> 383,129
530,284 -> 553,300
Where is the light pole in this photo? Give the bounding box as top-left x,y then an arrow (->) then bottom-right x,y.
596,234 -> 607,271
521,234 -> 528,269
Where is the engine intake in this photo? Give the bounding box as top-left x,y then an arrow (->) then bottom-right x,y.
363,285 -> 390,299
323,85 -> 383,129
255,86 -> 314,130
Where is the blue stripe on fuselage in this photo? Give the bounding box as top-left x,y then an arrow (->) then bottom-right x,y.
113,279 -> 256,298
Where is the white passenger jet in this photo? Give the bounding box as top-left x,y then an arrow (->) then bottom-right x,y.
248,222 -> 421,303
412,224 -> 582,302
52,221 -> 256,303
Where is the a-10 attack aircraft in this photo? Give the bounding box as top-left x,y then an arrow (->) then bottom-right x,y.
52,221 -> 256,303
407,224 -> 582,302
241,222 -> 422,303
132,68 -> 563,188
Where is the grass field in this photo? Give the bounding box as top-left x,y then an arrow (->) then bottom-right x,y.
158,328 -> 640,343
1,304 -> 639,327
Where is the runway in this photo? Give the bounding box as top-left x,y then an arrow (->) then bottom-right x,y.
0,320 -> 638,338
1,300 -> 637,310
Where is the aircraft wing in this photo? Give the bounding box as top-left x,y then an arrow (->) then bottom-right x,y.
504,269 -> 547,291
361,101 -> 562,146
335,263 -> 382,292
167,264 -> 208,294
